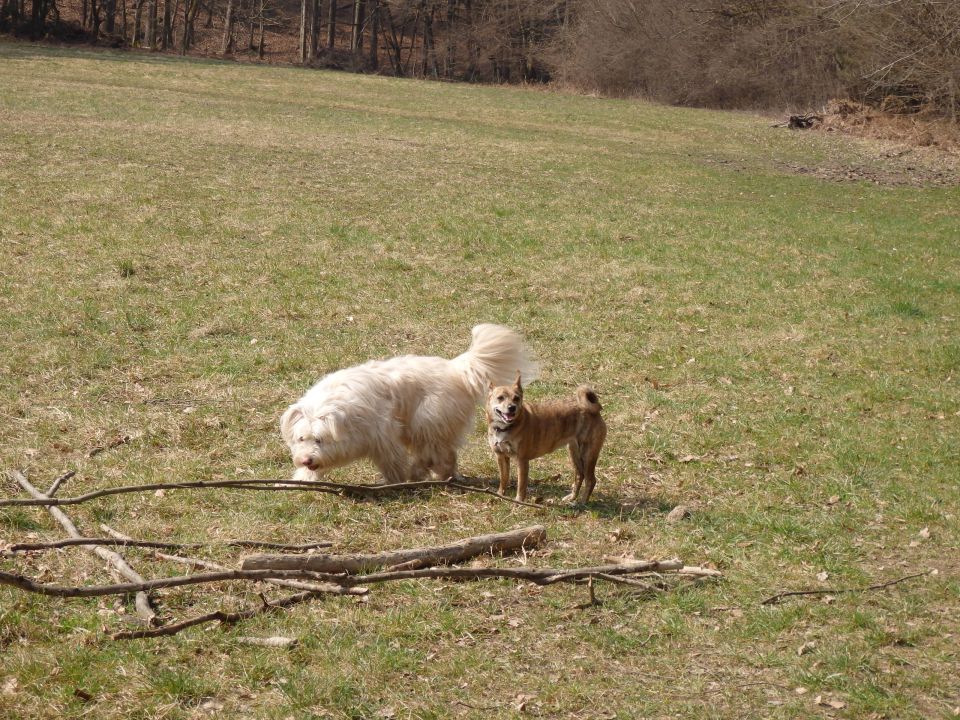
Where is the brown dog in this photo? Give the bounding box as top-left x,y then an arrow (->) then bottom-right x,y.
486,375 -> 606,503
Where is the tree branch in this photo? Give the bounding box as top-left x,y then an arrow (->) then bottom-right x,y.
11,471 -> 158,626
760,572 -> 927,605
6,536 -> 332,553
112,589 -> 325,640
241,525 -> 547,573
2,473 -> 549,510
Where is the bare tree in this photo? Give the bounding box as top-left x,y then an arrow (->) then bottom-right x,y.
222,0 -> 235,53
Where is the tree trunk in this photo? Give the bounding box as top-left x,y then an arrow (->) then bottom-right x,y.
444,0 -> 454,78
367,0 -> 378,68
144,0 -> 155,48
299,0 -> 307,62
132,0 -> 144,45
308,0 -> 319,59
351,0 -> 364,51
161,0 -> 171,49
104,0 -> 115,32
325,0 -> 334,49
221,0 -> 234,53
241,526 -> 547,574
90,0 -> 100,37
180,0 -> 198,54
257,0 -> 264,58
422,2 -> 437,78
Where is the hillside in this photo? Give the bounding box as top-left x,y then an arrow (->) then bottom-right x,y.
1,42 -> 958,719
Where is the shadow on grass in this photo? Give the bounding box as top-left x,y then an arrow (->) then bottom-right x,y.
341,473 -> 675,521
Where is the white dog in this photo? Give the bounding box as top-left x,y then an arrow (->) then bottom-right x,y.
280,324 -> 539,484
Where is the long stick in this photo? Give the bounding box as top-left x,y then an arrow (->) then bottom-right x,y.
1,474 -> 547,509
100,524 -> 342,595
241,525 -> 546,573
760,573 -> 926,605
0,475 -> 343,507
0,559 -> 688,599
112,589 -> 324,640
12,471 -> 157,626
0,568 -> 365,597
7,537 -> 332,553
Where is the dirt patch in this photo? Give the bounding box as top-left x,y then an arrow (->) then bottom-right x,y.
782,155 -> 959,188
779,100 -> 960,188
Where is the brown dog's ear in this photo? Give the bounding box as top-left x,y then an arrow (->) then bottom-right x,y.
513,371 -> 523,391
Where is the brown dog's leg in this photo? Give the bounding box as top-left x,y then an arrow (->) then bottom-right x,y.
580,426 -> 606,502
496,453 -> 511,496
563,441 -> 584,503
516,458 -> 530,502
581,451 -> 600,503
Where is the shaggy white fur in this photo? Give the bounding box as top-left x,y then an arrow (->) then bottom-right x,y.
280,324 -> 539,484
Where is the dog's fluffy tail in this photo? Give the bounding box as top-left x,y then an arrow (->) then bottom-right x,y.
453,323 -> 539,398
577,386 -> 603,413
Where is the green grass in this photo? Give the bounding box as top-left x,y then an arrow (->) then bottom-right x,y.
1,41 -> 959,719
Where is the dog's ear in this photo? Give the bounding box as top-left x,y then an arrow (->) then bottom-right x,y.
279,405 -> 304,444
513,371 -> 523,392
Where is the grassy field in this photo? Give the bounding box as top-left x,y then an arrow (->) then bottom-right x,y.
1,41 -> 958,719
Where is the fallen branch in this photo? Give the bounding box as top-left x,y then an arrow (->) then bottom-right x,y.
99,524 -> 342,595
241,525 -> 547,574
447,480 -> 546,509
0,558 -> 693,597
0,475 -> 343,507
112,590 -> 324,640
46,470 -> 76,497
0,568 -> 366,598
349,558 -> 687,586
102,524 -> 367,641
12,471 -> 158,626
760,572 -> 927,606
1,473 -> 547,510
6,537 -> 332,553
236,636 -> 298,648
2,554 -> 709,639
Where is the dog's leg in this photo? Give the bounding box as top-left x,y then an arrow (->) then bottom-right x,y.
430,448 -> 460,481
562,441 -> 584,503
496,453 -> 511,496
373,442 -> 411,485
582,447 -> 602,502
580,432 -> 605,503
408,456 -> 431,482
516,457 -> 530,502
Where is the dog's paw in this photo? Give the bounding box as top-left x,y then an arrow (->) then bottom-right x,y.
561,492 -> 579,504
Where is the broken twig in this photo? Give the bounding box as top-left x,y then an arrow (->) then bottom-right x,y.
760,572 -> 926,605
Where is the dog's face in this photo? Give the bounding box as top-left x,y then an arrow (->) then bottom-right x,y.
280,405 -> 333,476
486,375 -> 524,427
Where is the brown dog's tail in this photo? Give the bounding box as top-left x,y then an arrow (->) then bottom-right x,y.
577,385 -> 602,413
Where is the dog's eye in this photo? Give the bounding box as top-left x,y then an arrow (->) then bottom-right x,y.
496,395 -> 505,402
512,395 -> 520,402
297,436 -> 305,442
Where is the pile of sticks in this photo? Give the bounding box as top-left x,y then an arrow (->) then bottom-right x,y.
0,470 -> 720,639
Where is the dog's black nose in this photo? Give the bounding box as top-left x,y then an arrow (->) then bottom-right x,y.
507,404 -> 517,413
